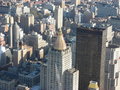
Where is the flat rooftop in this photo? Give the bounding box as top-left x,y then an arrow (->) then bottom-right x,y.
78,24 -> 111,32
0,71 -> 17,82
19,70 -> 40,77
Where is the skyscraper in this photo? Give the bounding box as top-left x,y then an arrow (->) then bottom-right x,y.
47,30 -> 72,90
13,22 -> 20,48
20,13 -> 34,34
8,24 -> 13,48
54,6 -> 63,30
8,22 -> 24,49
76,26 -> 107,90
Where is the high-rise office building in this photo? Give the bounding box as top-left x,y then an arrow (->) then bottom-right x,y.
20,13 -> 34,34
9,24 -> 13,48
47,30 -> 72,90
54,6 -> 63,30
76,26 -> 107,90
13,22 -> 20,48
8,22 -> 24,48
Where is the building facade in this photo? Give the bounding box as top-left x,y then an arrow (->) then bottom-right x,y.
54,6 -> 63,30
76,26 -> 107,90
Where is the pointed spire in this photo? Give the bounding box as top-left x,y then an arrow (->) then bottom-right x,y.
54,29 -> 67,51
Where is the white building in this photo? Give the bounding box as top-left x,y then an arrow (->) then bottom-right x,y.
4,14 -> 14,24
22,6 -> 30,14
106,45 -> 120,90
46,30 -> 79,90
64,68 -> 79,90
54,6 -> 63,30
47,30 -> 72,90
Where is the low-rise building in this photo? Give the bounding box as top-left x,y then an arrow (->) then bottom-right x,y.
0,71 -> 17,90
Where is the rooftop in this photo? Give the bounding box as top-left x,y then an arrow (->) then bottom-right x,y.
0,71 -> 17,82
19,71 -> 40,77
88,81 -> 99,89
78,24 -> 111,32
107,44 -> 119,48
67,68 -> 78,73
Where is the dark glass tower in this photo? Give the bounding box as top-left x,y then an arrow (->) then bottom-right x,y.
76,26 -> 107,90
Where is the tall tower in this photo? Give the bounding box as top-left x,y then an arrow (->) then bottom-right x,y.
8,24 -> 13,48
13,22 -> 20,49
54,6 -> 63,30
8,22 -> 23,48
76,27 -> 107,90
20,14 -> 34,34
47,30 -> 72,90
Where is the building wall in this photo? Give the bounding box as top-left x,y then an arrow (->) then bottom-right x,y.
40,63 -> 47,90
0,80 -> 15,90
105,46 -> 120,90
47,47 -> 72,90
54,6 -> 63,30
76,27 -> 107,90
19,73 -> 40,87
65,68 -> 79,90
20,14 -> 34,34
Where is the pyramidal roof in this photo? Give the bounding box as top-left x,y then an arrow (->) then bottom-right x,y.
54,29 -> 67,51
